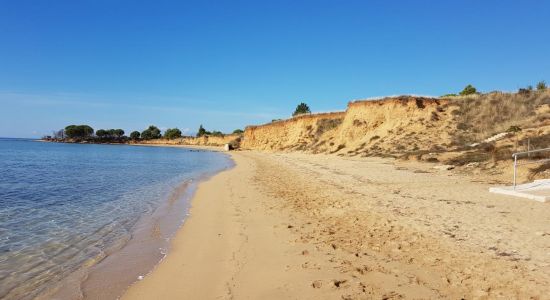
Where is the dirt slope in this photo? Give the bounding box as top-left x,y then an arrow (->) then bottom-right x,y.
242,96 -> 457,156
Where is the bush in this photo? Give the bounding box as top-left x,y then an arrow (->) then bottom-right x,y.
537,81 -> 547,91
459,85 -> 477,96
293,102 -> 311,116
507,125 -> 521,133
211,131 -> 224,137
518,88 -> 531,96
164,128 -> 182,139
232,129 -> 244,134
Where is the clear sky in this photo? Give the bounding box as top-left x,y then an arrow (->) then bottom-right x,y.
1,0 -> 549,138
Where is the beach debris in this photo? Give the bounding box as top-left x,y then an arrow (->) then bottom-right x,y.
312,280 -> 322,288
302,250 -> 309,255
433,164 -> 455,171
137,275 -> 144,280
332,279 -> 347,288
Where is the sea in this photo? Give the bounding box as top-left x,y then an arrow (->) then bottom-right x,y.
0,138 -> 233,299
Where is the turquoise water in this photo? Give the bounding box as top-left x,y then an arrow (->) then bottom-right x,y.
0,139 -> 232,299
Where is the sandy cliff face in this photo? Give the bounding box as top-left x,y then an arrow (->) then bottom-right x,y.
180,134 -> 241,147
242,112 -> 345,152
242,96 -> 457,156
132,134 -> 241,147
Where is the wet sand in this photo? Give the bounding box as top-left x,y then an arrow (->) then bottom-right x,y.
122,151 -> 550,299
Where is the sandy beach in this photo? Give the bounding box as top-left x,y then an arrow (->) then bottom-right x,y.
122,151 -> 550,299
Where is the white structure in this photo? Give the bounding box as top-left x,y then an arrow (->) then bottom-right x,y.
490,179 -> 550,203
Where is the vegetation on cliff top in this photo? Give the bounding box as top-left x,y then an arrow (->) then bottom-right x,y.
293,102 -> 311,116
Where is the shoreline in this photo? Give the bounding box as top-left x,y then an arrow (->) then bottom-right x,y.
49,180 -> 197,300
36,139 -> 233,152
121,152 -> 244,299
36,143 -> 233,300
122,151 -> 550,299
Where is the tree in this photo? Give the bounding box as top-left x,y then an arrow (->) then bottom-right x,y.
537,81 -> 547,91
459,85 -> 477,96
197,125 -> 207,137
164,128 -> 182,139
293,102 -> 311,116
96,129 -> 108,138
107,129 -> 117,137
113,129 -> 125,138
141,125 -> 161,140
232,129 -> 244,134
65,125 -> 94,138
130,131 -> 141,140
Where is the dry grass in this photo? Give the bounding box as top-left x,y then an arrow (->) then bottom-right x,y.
315,118 -> 342,136
528,161 -> 550,180
447,90 -> 550,144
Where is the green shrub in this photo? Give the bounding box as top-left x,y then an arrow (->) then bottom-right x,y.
537,81 -> 547,91
459,85 -> 477,96
211,131 -> 224,137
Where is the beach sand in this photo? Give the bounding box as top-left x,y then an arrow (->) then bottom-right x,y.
122,151 -> 550,299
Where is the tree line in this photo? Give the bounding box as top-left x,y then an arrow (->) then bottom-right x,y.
44,124 -> 244,142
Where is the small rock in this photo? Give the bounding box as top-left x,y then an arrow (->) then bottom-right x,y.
312,280 -> 322,288
302,250 -> 309,255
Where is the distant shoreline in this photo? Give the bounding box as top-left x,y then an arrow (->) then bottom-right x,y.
38,135 -> 240,150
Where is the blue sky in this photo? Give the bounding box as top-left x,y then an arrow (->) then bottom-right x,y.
1,0 -> 549,138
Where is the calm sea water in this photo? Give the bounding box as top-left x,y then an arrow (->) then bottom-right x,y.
0,139 -> 233,299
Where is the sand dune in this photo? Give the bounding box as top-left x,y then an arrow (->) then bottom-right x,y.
123,151 -> 550,299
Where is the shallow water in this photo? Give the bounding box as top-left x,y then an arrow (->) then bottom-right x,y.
0,139 -> 232,299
